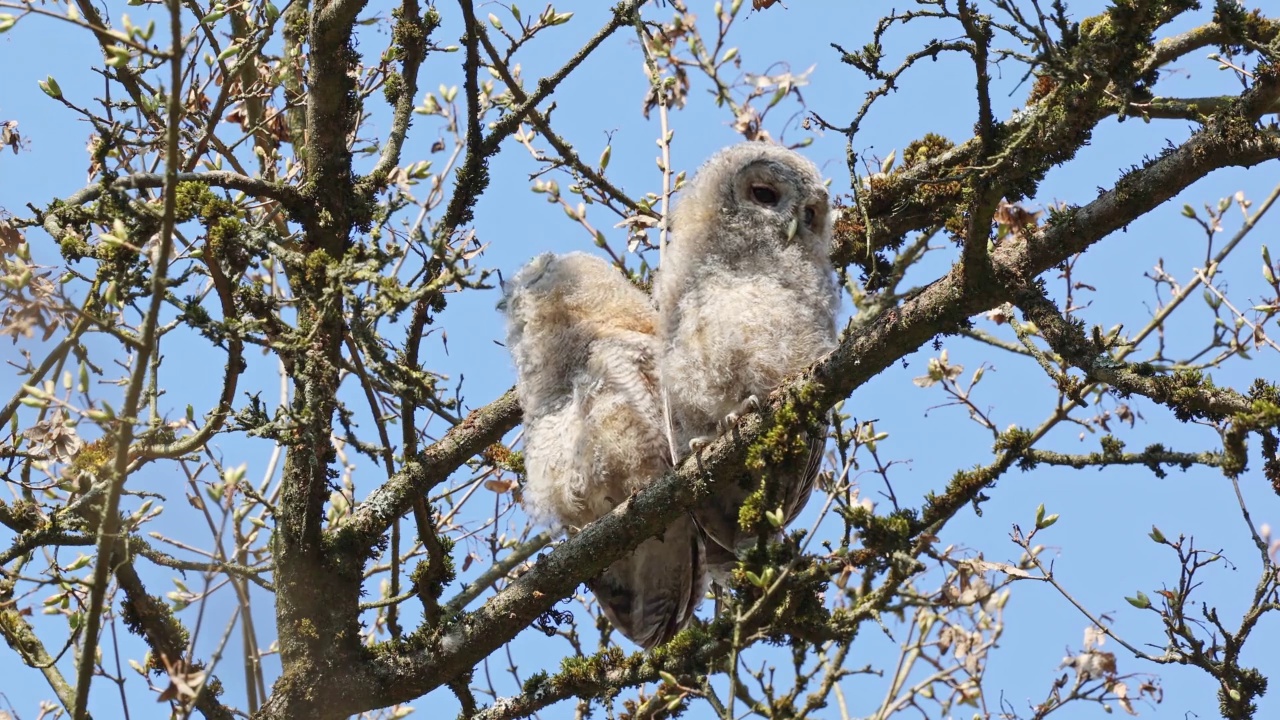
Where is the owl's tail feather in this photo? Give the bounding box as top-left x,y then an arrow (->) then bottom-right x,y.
588,513 -> 709,649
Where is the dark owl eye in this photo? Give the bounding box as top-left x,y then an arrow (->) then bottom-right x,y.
750,185 -> 779,206
803,205 -> 816,228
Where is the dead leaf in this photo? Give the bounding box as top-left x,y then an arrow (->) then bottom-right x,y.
156,654 -> 206,704
484,478 -> 517,494
0,218 -> 23,256
993,199 -> 1043,242
23,410 -> 83,463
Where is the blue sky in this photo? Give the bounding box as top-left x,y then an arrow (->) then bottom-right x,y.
2,1 -> 1279,718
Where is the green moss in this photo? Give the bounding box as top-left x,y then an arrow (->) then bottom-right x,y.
737,479 -> 767,534
1099,435 -> 1125,460
520,670 -> 551,697
68,436 -> 115,480
383,71 -> 404,106
1217,664 -> 1267,718
118,587 -> 192,667
550,646 -> 628,690
209,216 -> 248,274
899,133 -> 954,169
303,248 -> 337,286
0,499 -> 43,532
174,181 -> 216,223
740,387 -> 829,537
994,425 -> 1033,455
1261,430 -> 1280,495
846,505 -> 915,556
652,621 -> 713,666
58,234 -> 91,262
1248,378 -> 1280,408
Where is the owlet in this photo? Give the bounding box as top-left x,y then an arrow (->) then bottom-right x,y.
501,251 -> 707,647
654,142 -> 839,578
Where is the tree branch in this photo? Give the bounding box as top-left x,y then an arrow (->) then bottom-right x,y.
832,12 -> 1277,268
330,389 -> 521,549
38,171 -> 308,241
74,5 -> 187,713
360,1 -> 436,194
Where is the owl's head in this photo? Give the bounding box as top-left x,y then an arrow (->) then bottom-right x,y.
499,252 -> 655,349
671,141 -> 832,255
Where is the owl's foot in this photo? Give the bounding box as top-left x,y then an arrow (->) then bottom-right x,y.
722,394 -> 761,429
692,394 -> 761,452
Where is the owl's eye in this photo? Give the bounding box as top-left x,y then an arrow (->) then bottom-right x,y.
750,185 -> 780,206
803,205 -> 816,228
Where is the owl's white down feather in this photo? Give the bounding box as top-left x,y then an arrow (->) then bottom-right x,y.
503,251 -> 707,648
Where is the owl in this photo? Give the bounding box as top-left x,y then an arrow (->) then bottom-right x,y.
654,142 -> 839,577
501,251 -> 707,648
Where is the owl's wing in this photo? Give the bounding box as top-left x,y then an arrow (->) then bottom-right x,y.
584,332 -> 662,423
693,421 -> 827,556
575,330 -> 706,648
587,512 -> 707,649
521,398 -> 592,528
703,536 -> 739,587
691,472 -> 752,556
783,421 -> 828,527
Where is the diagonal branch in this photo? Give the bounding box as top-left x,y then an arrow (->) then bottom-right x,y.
0,602 -> 84,717
329,390 -> 521,548
1010,283 -> 1254,422
832,13 -> 1279,268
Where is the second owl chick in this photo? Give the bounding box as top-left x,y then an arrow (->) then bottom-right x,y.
502,251 -> 707,648
655,142 -> 839,577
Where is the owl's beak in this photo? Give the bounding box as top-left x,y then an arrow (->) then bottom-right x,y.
785,214 -> 800,243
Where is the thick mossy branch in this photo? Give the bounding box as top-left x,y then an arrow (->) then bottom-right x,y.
262,3 -> 378,712
116,557 -> 235,720
444,559 -> 835,719
300,0 -> 373,250
0,598 -> 83,716
832,8 -> 1280,270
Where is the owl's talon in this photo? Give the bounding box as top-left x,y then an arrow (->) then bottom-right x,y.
721,394 -> 761,429
689,436 -> 714,452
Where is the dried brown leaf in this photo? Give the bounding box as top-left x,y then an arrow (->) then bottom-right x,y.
0,218 -> 23,256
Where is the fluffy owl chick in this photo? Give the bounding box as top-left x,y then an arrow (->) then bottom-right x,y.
655,142 -> 839,573
502,251 -> 707,648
